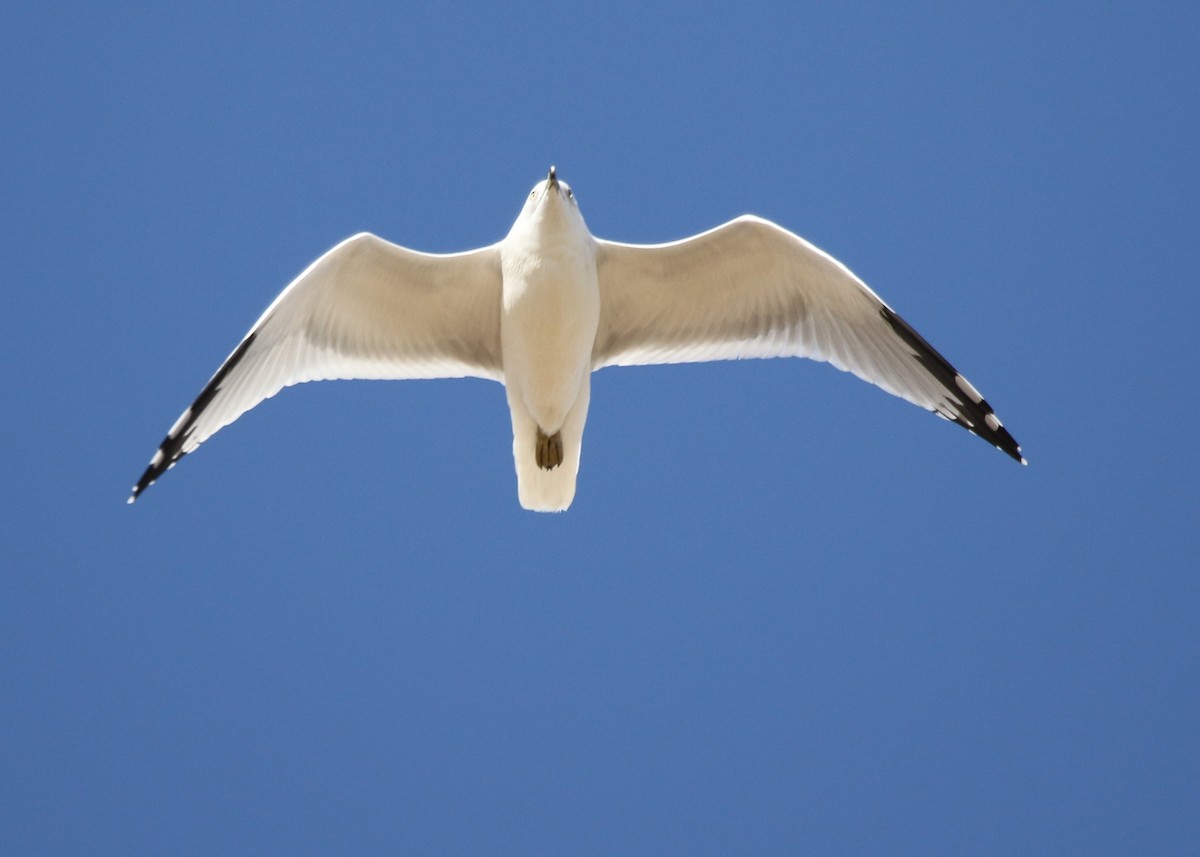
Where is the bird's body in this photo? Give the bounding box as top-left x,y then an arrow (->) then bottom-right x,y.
500,170 -> 599,509
130,167 -> 1023,511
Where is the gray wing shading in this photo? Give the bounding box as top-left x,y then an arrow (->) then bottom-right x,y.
130,233 -> 503,502
593,215 -> 1023,463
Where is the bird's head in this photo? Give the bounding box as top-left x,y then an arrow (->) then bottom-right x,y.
510,166 -> 586,239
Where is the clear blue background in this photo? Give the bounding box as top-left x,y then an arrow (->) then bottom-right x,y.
3,2 -> 1197,854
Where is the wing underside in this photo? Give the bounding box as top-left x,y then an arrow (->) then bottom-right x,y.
130,233 -> 503,501
593,216 -> 1023,463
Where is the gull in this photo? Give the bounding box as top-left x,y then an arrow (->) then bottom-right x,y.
130,167 -> 1024,511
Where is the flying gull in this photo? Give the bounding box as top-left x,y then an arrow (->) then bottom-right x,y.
130,167 -> 1023,511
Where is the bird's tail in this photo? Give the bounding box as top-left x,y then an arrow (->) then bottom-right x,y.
514,452 -> 578,512
507,383 -> 589,513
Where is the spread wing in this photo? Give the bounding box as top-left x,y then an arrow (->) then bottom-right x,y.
593,215 -> 1023,463
130,233 -> 503,501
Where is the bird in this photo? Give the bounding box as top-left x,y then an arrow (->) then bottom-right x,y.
129,166 -> 1024,512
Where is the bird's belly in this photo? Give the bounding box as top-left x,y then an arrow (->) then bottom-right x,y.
501,264 -> 599,430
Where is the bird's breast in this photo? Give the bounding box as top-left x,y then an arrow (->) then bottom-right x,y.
500,247 -> 600,428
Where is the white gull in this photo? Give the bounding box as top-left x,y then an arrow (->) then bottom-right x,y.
130,167 -> 1024,511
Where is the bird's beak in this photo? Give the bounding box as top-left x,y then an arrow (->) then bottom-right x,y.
547,165 -> 558,191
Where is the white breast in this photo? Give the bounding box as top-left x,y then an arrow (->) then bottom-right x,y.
500,233 -> 600,431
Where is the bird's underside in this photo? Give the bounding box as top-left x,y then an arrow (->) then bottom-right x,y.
129,168 -> 1023,512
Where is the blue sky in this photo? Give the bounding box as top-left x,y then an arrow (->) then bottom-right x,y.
3,2 -> 1197,854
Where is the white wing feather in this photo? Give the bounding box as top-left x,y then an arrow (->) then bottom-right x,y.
131,233 -> 502,500
593,215 -> 1023,461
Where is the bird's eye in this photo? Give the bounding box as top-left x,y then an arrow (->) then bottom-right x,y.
566,189 -> 574,200
530,190 -> 536,199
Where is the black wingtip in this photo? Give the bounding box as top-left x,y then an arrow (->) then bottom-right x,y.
127,331 -> 259,504
128,446 -> 186,505
879,306 -> 1025,465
